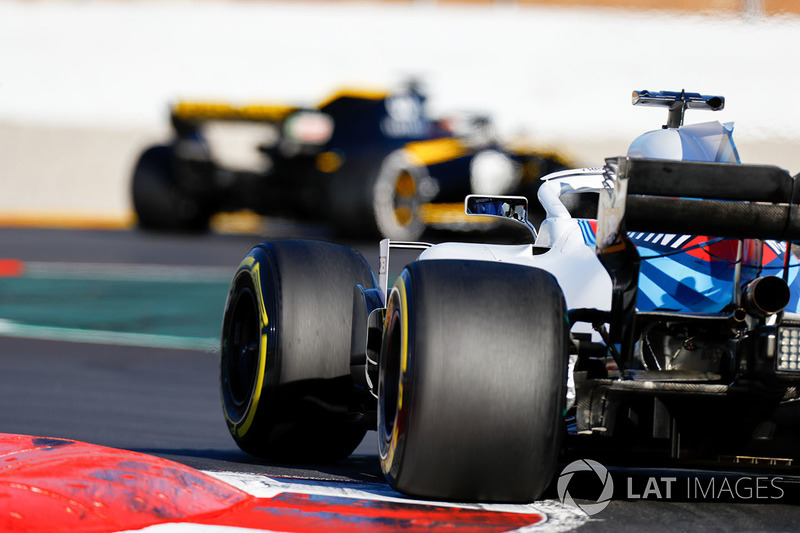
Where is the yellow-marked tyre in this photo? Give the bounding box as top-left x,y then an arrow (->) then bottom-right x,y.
220,240 -> 376,461
378,260 -> 568,502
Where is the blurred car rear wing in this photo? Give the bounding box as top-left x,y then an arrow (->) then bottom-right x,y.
596,157 -> 800,253
171,101 -> 299,123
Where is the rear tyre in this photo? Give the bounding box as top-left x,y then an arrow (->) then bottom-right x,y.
220,240 -> 376,461
378,260 -> 567,502
131,145 -> 212,232
372,150 -> 428,241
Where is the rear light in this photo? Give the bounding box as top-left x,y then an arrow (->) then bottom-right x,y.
777,327 -> 800,371
283,111 -> 334,145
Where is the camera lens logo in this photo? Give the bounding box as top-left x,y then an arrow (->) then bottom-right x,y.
557,459 -> 614,516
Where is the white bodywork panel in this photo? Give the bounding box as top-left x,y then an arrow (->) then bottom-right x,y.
418,236 -> 611,317
418,167 -> 613,323
627,120 -> 740,163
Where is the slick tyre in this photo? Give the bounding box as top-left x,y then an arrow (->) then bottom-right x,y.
372,150 -> 429,241
378,260 -> 567,502
220,240 -> 376,462
131,145 -> 211,232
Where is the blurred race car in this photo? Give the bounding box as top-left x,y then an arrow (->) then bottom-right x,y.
131,83 -> 570,239
218,90 -> 800,504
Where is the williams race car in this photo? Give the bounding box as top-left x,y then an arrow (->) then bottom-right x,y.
131,84 -> 569,239
219,90 -> 800,503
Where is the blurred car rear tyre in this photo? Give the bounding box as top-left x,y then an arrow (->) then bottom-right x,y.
372,150 -> 428,241
378,259 -> 568,502
131,145 -> 212,232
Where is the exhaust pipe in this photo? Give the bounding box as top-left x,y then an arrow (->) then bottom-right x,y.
742,276 -> 791,318
730,307 -> 748,331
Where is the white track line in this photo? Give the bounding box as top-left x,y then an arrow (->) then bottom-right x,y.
23,262 -> 233,283
0,319 -> 218,352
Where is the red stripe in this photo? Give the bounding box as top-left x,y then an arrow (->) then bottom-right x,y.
0,259 -> 24,277
760,243 -> 778,265
0,434 -> 250,532
203,492 -> 544,532
0,434 -> 545,532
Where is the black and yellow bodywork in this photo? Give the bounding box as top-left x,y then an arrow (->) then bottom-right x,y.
392,136 -> 571,232
131,85 -> 571,238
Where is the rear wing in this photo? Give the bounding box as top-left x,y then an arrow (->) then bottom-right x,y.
595,157 -> 800,347
169,89 -> 392,124
171,101 -> 299,123
597,157 -> 800,253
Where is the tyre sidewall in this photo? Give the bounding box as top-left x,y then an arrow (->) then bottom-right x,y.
378,268 -> 414,481
220,247 -> 278,451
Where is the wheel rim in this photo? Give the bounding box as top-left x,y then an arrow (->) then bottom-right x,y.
224,285 -> 260,408
392,171 -> 417,228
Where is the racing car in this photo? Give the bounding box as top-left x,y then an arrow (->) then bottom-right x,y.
219,89 -> 800,503
131,83 -> 570,239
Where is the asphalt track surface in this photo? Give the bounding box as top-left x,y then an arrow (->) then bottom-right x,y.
1,224 -> 799,531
